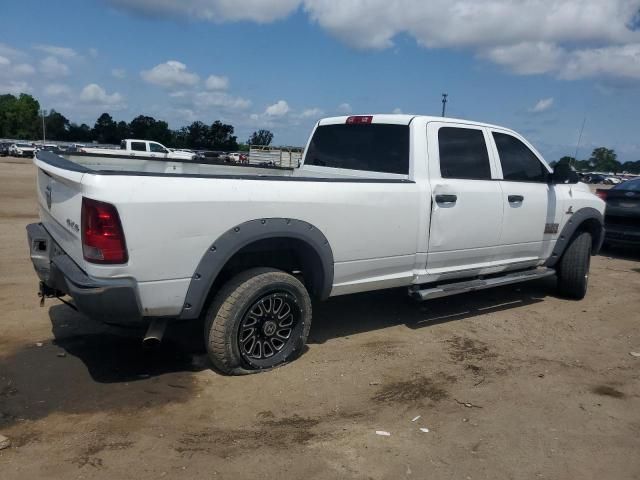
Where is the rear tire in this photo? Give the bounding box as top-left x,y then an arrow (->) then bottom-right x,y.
204,268 -> 312,375
556,231 -> 592,300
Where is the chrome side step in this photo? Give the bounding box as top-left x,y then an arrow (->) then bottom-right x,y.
410,267 -> 556,301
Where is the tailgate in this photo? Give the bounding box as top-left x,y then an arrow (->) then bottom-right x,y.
35,157 -> 86,268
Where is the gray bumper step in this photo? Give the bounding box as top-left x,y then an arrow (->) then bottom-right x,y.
410,267 -> 556,301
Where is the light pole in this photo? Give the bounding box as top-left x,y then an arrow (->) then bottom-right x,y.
41,109 -> 47,145
441,93 -> 448,117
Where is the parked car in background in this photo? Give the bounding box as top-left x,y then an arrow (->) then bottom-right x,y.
603,176 -> 622,185
81,139 -> 196,161
36,144 -> 61,154
581,173 -> 606,184
0,142 -> 11,156
9,143 -> 36,157
597,178 -> 640,246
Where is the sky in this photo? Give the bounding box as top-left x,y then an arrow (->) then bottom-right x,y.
1,0 -> 639,162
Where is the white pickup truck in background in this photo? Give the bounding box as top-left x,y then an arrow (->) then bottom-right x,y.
81,139 -> 196,161
27,114 -> 605,374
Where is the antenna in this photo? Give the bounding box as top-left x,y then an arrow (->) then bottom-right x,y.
573,117 -> 586,167
441,93 -> 448,117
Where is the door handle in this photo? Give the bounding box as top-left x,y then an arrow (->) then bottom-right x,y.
508,195 -> 524,203
435,194 -> 457,204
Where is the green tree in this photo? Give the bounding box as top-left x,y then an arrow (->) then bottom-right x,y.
116,121 -> 129,142
589,147 -> 621,173
93,113 -> 118,144
247,129 -> 274,146
45,110 -> 70,141
67,123 -> 93,142
0,93 -> 41,139
208,120 -> 238,150
185,121 -> 209,149
128,115 -> 172,144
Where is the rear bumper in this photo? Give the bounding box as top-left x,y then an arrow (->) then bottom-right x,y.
27,223 -> 144,325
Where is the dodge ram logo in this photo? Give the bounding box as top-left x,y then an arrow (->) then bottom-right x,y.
45,184 -> 52,210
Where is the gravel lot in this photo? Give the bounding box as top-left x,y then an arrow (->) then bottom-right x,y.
1,157 -> 639,479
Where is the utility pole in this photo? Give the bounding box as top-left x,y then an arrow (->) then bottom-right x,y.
41,109 -> 46,145
441,93 -> 448,117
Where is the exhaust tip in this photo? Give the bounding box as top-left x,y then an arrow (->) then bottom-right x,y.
143,318 -> 168,347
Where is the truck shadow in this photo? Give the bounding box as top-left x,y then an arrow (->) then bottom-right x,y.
599,244 -> 640,262
308,277 -> 553,344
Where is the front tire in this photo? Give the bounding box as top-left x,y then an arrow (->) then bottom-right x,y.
556,231 -> 592,299
204,268 -> 312,375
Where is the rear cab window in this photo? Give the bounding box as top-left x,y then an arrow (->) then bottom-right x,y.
305,122 -> 409,175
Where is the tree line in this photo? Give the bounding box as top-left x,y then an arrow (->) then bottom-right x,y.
556,147 -> 640,174
0,93 -> 274,151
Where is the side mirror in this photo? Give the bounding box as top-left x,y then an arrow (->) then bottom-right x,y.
551,159 -> 580,184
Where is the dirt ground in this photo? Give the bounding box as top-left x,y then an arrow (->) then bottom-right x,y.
1,157 -> 639,480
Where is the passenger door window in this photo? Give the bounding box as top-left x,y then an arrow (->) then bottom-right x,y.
130,141 -> 147,152
149,142 -> 168,153
438,127 -> 492,180
493,132 -> 549,182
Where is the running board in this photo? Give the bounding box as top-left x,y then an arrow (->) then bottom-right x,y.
410,267 -> 556,301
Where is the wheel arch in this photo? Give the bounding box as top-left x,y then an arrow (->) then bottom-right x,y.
179,218 -> 334,320
545,207 -> 604,268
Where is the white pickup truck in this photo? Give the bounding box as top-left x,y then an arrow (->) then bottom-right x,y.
81,139 -> 196,161
27,114 -> 605,374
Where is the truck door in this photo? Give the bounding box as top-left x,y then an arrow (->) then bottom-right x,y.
489,130 -> 562,266
129,141 -> 147,157
149,142 -> 169,158
426,122 -> 503,276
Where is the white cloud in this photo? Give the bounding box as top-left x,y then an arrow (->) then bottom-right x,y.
337,102 -> 352,113
0,81 -> 31,95
265,100 -> 290,116
530,98 -> 554,113
392,107 -> 403,114
0,56 -> 9,67
40,56 -> 70,77
111,68 -> 127,79
12,63 -> 36,76
194,91 -> 251,109
104,1 -> 640,81
483,42 -> 566,75
107,0 -> 301,23
79,83 -> 126,108
301,107 -> 323,118
34,44 -> 78,59
44,84 -> 72,97
141,60 -> 200,88
205,74 -> 229,90
560,43 -> 640,80
0,43 -> 22,59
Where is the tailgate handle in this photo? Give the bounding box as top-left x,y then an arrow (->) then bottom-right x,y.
435,194 -> 457,205
508,195 -> 524,203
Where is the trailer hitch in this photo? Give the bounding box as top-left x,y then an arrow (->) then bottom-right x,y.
38,281 -> 76,311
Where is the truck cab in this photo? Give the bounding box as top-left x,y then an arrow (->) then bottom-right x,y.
119,139 -> 195,160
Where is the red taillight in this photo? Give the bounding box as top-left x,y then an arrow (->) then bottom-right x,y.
81,197 -> 128,264
346,115 -> 373,125
595,189 -> 608,201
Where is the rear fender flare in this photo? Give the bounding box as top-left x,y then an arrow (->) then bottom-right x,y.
179,218 -> 334,320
